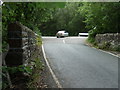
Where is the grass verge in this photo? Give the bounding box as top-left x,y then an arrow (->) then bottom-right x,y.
86,38 -> 120,56
27,57 -> 46,88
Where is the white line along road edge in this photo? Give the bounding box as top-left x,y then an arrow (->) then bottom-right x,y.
42,44 -> 62,88
86,43 -> 120,58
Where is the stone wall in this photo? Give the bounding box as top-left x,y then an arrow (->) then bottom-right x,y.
5,22 -> 40,66
95,33 -> 120,51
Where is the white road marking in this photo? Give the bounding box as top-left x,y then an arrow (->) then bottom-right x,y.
42,45 -> 62,88
66,36 -> 88,39
42,36 -> 56,38
63,40 -> 65,44
98,49 -> 120,58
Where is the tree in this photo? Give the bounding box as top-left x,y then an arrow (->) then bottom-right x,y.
78,2 -> 120,41
2,2 -> 65,50
40,2 -> 86,36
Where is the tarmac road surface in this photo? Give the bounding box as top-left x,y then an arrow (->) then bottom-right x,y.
42,36 -> 119,88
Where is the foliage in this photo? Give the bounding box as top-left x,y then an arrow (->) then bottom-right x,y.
88,30 -> 97,39
36,36 -> 42,46
2,2 -> 120,50
40,2 -> 120,36
78,2 -> 120,39
27,57 -> 44,88
78,2 -> 120,52
98,42 -> 111,50
2,56 -> 44,88
3,2 -> 119,37
114,46 -> 120,52
2,65 -> 32,75
41,3 -> 86,36
2,41 -> 8,52
2,65 -> 33,89
2,2 -> 65,51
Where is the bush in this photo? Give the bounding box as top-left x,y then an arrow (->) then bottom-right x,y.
88,29 -> 98,38
112,46 -> 120,52
87,29 -> 99,45
87,37 -> 95,43
98,42 -> 111,50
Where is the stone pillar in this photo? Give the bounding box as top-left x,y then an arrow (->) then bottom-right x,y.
5,22 -> 29,66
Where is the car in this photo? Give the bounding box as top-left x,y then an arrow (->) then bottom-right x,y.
78,33 -> 88,37
56,31 -> 69,38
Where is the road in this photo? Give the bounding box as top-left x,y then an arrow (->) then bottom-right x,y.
42,36 -> 118,88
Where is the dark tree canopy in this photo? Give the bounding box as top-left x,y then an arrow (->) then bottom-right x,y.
2,2 -> 120,49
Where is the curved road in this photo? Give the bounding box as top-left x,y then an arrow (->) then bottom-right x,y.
42,36 -> 118,88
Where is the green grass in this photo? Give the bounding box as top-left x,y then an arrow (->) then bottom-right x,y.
36,36 -> 42,46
